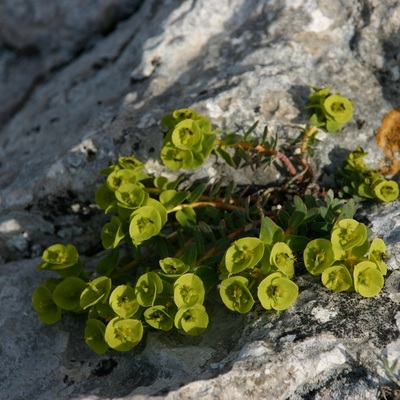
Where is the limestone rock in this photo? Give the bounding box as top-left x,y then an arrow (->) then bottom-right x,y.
0,0 -> 399,399
0,0 -> 142,125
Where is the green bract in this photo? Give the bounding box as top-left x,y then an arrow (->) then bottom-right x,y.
270,242 -> 295,278
85,319 -> 108,355
225,237 -> 264,274
323,94 -> 353,124
32,285 -> 62,324
257,272 -> 298,311
331,219 -> 367,251
336,147 -> 399,203
369,238 -> 388,275
107,169 -> 138,191
129,205 -> 164,245
174,273 -> 205,308
373,179 -> 399,203
80,276 -> 112,310
174,304 -> 209,335
109,285 -> 139,318
104,317 -> 143,351
101,216 -> 125,249
135,272 -> 163,307
321,265 -> 352,292
220,276 -> 254,313
115,183 -> 147,209
39,244 -> 79,270
172,119 -> 202,150
308,87 -> 353,133
303,239 -> 335,275
144,305 -> 174,331
159,257 -> 189,275
52,277 -> 87,311
353,261 -> 384,297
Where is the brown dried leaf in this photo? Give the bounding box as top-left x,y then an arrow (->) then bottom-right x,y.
376,106 -> 400,175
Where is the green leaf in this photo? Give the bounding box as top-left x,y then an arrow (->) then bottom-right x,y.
85,319 -> 108,354
173,273 -> 205,308
216,147 -> 236,168
219,276 -> 254,313
95,302 -> 115,320
257,272 -> 298,310
259,217 -> 285,245
52,277 -> 87,311
284,235 -> 309,252
104,317 -> 143,351
288,197 -> 307,230
225,237 -> 264,274
109,285 -> 139,318
174,304 -> 209,335
187,183 -> 207,203
353,261 -> 384,297
321,264 -> 352,292
303,239 -> 335,276
159,189 -> 188,211
303,207 -> 319,224
144,305 -> 173,331
176,207 -> 197,233
179,242 -> 198,269
80,276 -> 112,310
135,272 -> 163,307
32,285 -> 62,324
95,183 -> 116,212
337,199 -> 356,221
96,248 -> 120,276
193,265 -> 219,294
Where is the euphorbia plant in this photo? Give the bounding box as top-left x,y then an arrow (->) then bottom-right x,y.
32,88 -> 397,354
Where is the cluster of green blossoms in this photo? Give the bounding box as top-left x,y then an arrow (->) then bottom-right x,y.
160,108 -> 218,170
95,156 -> 167,246
32,101 -> 396,354
337,146 -> 399,202
308,87 -> 354,133
304,219 -> 387,297
219,222 -> 299,313
32,243 -> 211,353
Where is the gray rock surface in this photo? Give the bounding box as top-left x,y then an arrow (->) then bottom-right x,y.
0,0 -> 399,399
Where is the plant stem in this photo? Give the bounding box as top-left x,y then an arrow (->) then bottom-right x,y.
215,139 -> 297,176
301,125 -> 318,154
169,201 -> 245,213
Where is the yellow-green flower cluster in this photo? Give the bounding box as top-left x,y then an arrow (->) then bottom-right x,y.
160,108 -> 217,170
304,219 -> 387,297
339,147 -> 399,202
308,87 -> 353,133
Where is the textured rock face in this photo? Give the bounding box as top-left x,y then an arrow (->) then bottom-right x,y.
0,0 -> 399,399
0,0 -> 142,125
